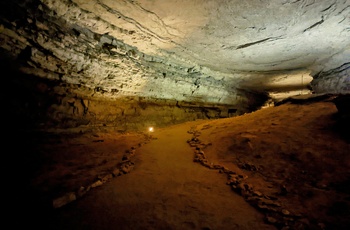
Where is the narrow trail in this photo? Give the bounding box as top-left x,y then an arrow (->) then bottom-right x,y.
47,122 -> 275,230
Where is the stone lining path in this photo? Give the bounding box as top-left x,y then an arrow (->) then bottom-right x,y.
45,121 -> 275,230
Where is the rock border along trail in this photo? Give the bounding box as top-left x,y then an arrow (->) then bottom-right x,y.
187,125 -> 301,230
47,121 -> 275,230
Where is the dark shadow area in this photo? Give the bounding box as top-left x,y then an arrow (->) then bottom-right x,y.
331,94 -> 350,143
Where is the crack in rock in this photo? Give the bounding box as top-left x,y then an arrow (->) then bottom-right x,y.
236,37 -> 282,50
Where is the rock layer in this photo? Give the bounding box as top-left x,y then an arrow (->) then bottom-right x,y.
1,0 -> 349,130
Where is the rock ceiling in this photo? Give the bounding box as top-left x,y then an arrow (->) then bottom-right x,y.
1,0 -> 349,105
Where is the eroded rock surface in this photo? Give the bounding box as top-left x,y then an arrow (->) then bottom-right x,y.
1,0 -> 349,130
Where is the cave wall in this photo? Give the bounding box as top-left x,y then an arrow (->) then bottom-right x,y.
1,0 -> 268,132
0,0 -> 249,106
310,50 -> 350,94
5,67 -> 266,132
1,0 -> 349,132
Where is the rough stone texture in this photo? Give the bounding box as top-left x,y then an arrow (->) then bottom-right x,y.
310,50 -> 350,94
5,66 -> 265,130
1,0 -> 349,130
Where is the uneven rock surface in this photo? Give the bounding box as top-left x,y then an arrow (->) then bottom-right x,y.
1,1 -> 349,127
2,1 -> 349,228
9,95 -> 350,230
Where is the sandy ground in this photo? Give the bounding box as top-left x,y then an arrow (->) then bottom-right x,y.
8,95 -> 350,230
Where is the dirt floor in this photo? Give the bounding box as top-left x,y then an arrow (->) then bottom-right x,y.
8,94 -> 350,230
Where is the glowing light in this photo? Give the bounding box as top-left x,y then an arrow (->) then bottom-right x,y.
148,127 -> 154,132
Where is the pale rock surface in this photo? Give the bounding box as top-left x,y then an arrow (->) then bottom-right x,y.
0,0 -> 349,130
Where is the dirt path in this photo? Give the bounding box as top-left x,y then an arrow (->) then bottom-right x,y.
45,122 -> 275,230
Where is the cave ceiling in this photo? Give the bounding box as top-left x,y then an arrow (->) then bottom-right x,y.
1,0 -> 349,105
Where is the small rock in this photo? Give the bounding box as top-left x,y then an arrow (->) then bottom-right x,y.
237,183 -> 246,193
282,209 -> 290,215
244,183 -> 253,191
213,164 -> 223,169
227,177 -> 237,185
266,216 -> 277,224
53,192 -> 76,209
238,174 -> 248,179
264,195 -> 278,200
91,180 -> 103,188
258,204 -> 278,212
253,190 -> 263,197
202,162 -> 213,169
263,200 -> 282,207
76,186 -> 89,197
121,164 -> 134,174
99,174 -> 113,182
224,169 -> 236,174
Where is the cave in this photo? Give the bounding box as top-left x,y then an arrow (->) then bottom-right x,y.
1,1 -> 349,229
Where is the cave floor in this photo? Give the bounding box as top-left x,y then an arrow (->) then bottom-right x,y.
10,95 -> 350,230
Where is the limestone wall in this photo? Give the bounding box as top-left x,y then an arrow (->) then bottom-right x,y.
5,69 -> 266,132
